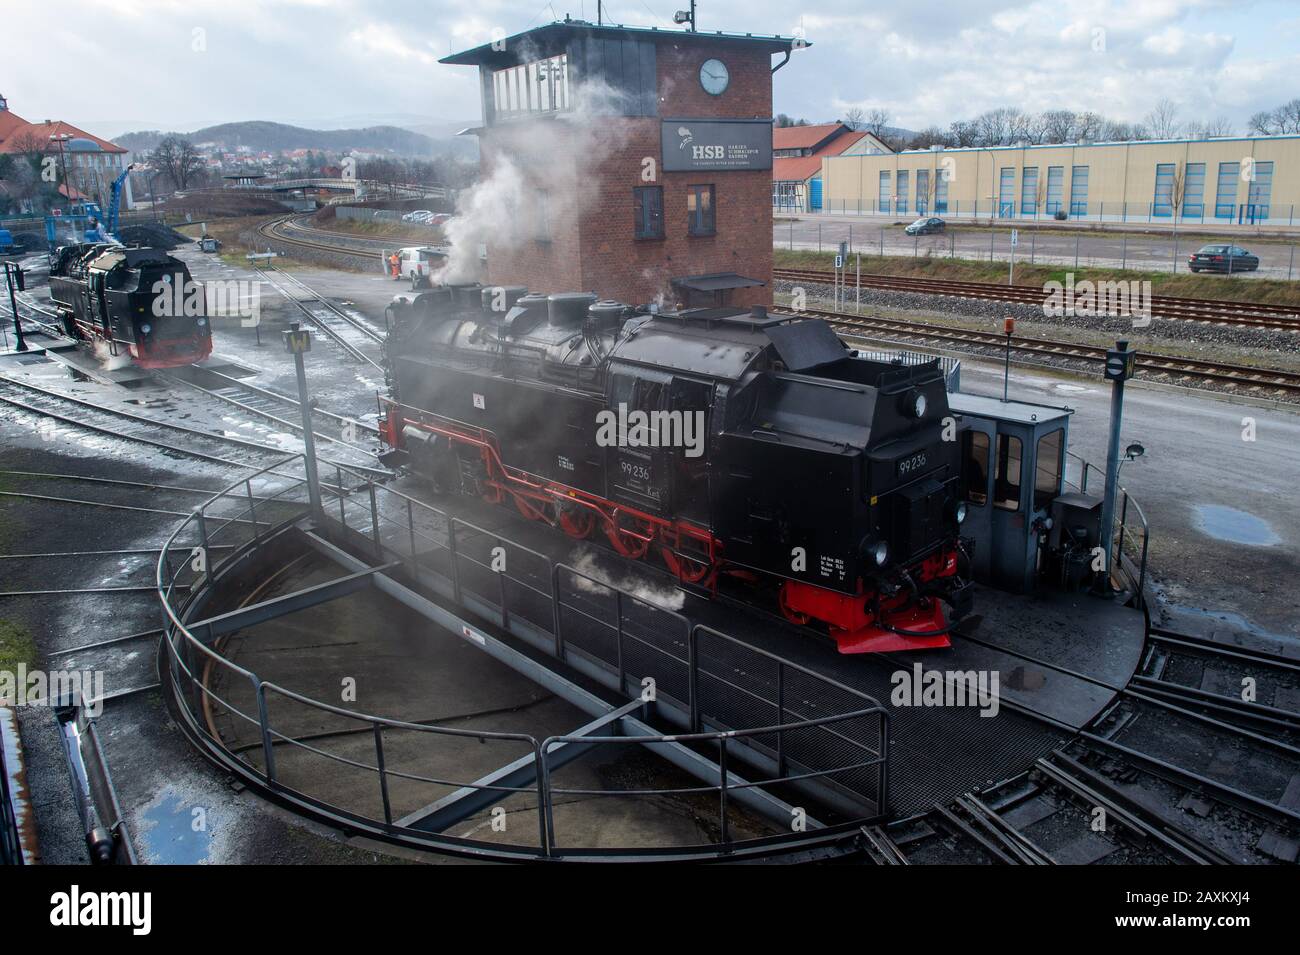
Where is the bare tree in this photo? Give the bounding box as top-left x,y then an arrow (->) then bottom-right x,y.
148,135 -> 205,191
863,108 -> 891,139
843,107 -> 865,131
1185,116 -> 1233,138
1249,99 -> 1300,135
1040,109 -> 1077,144
1144,98 -> 1181,139
1074,111 -> 1104,142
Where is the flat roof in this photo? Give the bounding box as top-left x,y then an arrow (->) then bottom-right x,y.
441,20 -> 800,65
871,133 -> 1300,158
949,391 -> 1072,426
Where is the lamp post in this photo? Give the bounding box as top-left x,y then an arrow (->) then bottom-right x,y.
283,321 -> 322,517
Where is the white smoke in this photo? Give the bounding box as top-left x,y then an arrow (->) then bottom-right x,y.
567,544 -> 686,612
434,77 -> 633,287
92,338 -> 132,371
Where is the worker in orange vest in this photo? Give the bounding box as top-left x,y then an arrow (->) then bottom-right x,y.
388,252 -> 401,279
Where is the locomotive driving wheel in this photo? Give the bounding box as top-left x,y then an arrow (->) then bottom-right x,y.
660,546 -> 717,586
513,492 -> 555,524
559,506 -> 596,539
605,516 -> 654,559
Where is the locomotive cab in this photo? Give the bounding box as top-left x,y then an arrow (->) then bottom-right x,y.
949,393 -> 1074,593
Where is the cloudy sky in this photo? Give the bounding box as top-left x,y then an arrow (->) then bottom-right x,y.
4,0 -> 1298,138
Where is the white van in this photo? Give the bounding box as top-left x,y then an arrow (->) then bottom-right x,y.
393,246 -> 447,289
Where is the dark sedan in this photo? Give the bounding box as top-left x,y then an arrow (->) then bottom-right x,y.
1188,244 -> 1260,273
905,216 -> 946,236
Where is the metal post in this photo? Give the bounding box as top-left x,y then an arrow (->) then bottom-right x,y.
246,479 -> 258,542
817,221 -> 821,253
1097,341 -> 1135,590
1121,235 -> 1127,271
615,589 -> 625,694
718,738 -> 731,848
407,499 -> 417,580
1290,245 -> 1295,281
256,682 -> 277,783
879,228 -> 884,257
286,323 -> 322,518
336,464 -> 346,526
855,252 -> 861,313
368,481 -> 382,560
1074,234 -> 1080,270
368,723 -> 393,824
1030,231 -> 1035,264
5,263 -> 27,352
195,509 -> 212,587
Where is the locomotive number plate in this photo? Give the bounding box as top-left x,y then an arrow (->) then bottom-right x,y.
897,451 -> 928,477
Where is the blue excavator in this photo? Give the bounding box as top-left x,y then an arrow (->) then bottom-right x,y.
45,162 -> 134,247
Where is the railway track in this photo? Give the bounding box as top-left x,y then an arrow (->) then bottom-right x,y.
163,365 -> 381,460
771,304 -> 1300,400
0,372 -> 386,476
257,214 -> 384,261
256,266 -> 385,370
774,266 -> 1300,333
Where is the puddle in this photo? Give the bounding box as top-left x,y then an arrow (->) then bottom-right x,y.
1192,504 -> 1280,546
136,786 -> 213,864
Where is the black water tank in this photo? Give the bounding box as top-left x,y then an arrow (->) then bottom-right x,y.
548,292 -> 597,327
450,283 -> 483,309
586,299 -> 626,332
480,285 -> 529,314
414,286 -> 454,315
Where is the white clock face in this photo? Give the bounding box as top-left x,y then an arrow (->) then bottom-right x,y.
700,58 -> 729,95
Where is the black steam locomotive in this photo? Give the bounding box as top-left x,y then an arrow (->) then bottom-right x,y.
47,244 -> 212,368
379,286 -> 973,654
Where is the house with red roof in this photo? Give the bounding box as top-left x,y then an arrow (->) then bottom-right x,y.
772,121 -> 891,212
0,94 -> 132,211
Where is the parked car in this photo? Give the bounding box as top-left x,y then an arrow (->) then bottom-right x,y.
395,246 -> 447,288
904,216 -> 946,236
1187,244 -> 1260,273
402,209 -> 434,223
429,213 -> 452,226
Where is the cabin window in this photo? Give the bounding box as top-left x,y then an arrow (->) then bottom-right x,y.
963,430 -> 990,506
1035,429 -> 1064,509
993,434 -> 1022,511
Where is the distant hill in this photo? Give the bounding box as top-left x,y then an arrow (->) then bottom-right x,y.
114,121 -> 466,158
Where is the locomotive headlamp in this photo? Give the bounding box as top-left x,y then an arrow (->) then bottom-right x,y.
954,501 -> 967,525
140,323 -> 152,335
911,392 -> 927,419
870,540 -> 889,566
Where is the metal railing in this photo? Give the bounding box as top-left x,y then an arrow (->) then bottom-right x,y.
1065,450 -> 1150,603
157,454 -> 890,860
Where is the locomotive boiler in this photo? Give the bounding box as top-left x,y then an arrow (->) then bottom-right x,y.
47,243 -> 213,368
378,286 -> 973,654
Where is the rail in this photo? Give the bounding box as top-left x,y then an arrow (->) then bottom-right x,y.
157,454 -> 890,860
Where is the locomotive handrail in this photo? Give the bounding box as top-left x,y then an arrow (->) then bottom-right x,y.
155,452 -> 891,859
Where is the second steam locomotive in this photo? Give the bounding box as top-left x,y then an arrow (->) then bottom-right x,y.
379,286 -> 973,654
48,243 -> 213,368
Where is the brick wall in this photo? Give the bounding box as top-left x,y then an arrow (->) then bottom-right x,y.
484,38 -> 775,310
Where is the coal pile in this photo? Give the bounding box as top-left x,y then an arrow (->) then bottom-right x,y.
117,223 -> 190,250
